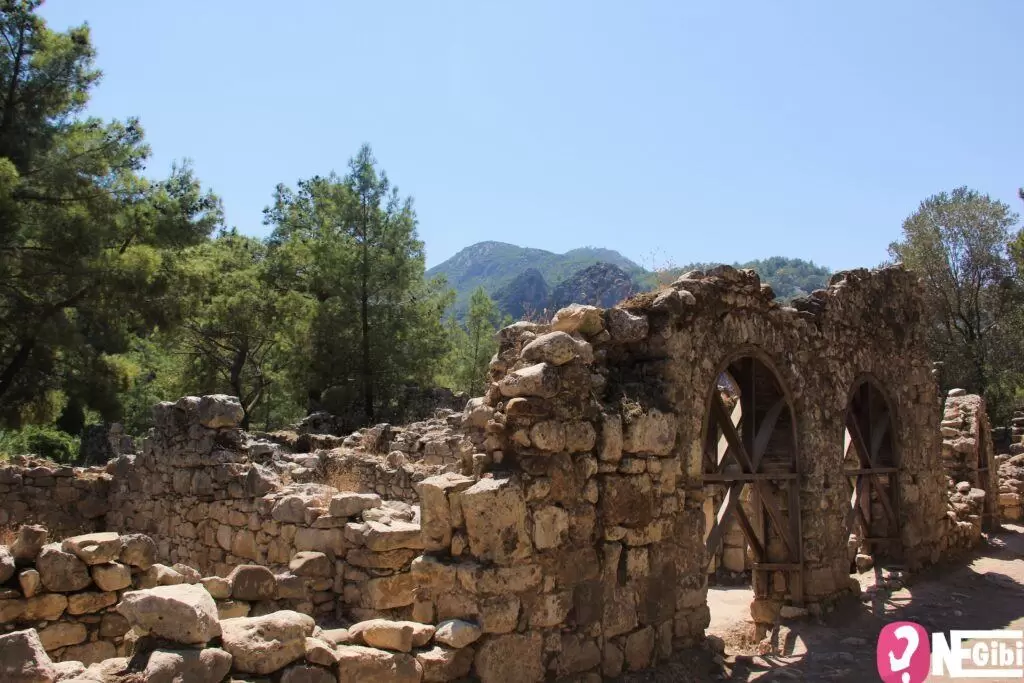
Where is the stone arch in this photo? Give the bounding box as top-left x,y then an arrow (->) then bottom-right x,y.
842,374 -> 903,568
700,347 -> 804,606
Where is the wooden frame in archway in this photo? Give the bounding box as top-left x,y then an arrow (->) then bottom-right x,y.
703,355 -> 804,603
843,378 -> 902,564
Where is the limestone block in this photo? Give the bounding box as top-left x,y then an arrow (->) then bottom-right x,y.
622,409 -> 676,456
11,525 -> 48,564
551,304 -> 604,337
330,492 -> 382,518
565,421 -> 597,452
37,622 -> 87,651
36,543 -> 91,592
598,475 -> 654,527
0,545 -> 14,583
289,551 -> 333,578
198,394 -> 243,428
474,632 -> 544,683
305,637 -> 340,666
521,331 -> 589,366
117,584 -> 220,645
599,413 -> 623,463
335,645 -> 422,682
91,562 -> 132,592
362,573 -> 418,610
417,645 -> 474,682
605,307 -> 648,343
23,594 -> 67,621
220,610 -> 315,675
532,505 -> 569,550
0,629 -> 57,683
280,663 -> 335,683
433,619 -> 482,648
119,534 -> 156,570
143,648 -> 233,683
350,619 -> 415,652
67,590 -> 117,615
228,565 -> 277,601
417,472 -> 475,552
460,476 -> 532,564
498,363 -> 560,399
362,520 -> 424,552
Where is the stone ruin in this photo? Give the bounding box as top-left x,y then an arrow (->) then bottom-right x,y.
0,262 -> 1012,682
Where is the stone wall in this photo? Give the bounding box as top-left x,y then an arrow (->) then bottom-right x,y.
0,457 -> 110,538
940,392 -> 999,536
996,410 -> 1024,521
411,264 -> 949,681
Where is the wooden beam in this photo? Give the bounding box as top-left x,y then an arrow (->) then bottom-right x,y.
705,482 -> 744,557
843,467 -> 899,475
734,504 -> 765,562
712,393 -> 754,473
845,413 -> 875,469
702,472 -> 799,482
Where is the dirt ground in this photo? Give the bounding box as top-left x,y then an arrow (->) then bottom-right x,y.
617,524 -> 1024,682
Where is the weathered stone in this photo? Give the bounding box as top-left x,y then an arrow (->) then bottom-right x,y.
362,520 -> 424,552
329,492 -> 382,517
529,420 -> 566,452
67,590 -> 117,615
463,397 -> 495,429
533,505 -> 570,550
99,612 -> 130,638
62,640 -> 116,666
91,562 -> 132,592
434,619 -> 482,649
565,421 -> 597,452
117,584 -> 221,644
119,534 -> 156,569
0,544 -> 14,583
624,625 -> 655,670
11,525 -> 48,564
479,595 -> 520,634
304,637 -> 340,666
460,476 -> 532,564
416,472 -> 475,552
171,561 -> 200,582
622,409 -> 676,456
363,573 -> 418,610
62,532 -> 122,565
474,633 -> 544,683
289,551 -> 333,578
498,363 -> 560,399
599,475 -> 654,527
216,600 -> 250,619
350,619 -> 415,652
138,563 -> 185,588
0,629 -> 57,683
18,569 -> 41,598
23,594 -> 67,621
521,331 -> 586,366
37,622 -> 87,651
551,304 -> 604,337
335,645 -> 422,682
200,575 -> 231,599
143,648 -> 233,683
605,307 -> 648,343
557,634 -> 602,676
219,610 -> 315,675
36,543 -> 91,592
0,597 -> 26,621
417,645 -> 474,682
52,661 -> 85,680
228,564 -> 277,601
198,394 -> 244,428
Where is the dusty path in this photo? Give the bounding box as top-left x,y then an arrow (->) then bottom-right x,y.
618,524 -> 1024,682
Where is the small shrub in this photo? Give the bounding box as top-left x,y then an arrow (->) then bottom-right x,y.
0,425 -> 80,463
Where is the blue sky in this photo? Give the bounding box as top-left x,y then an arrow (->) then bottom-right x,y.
39,1 -> 1024,271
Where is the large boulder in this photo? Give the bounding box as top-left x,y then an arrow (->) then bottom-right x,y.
91,562 -> 132,592
219,610 -> 315,675
460,476 -> 532,564
288,551 -> 332,578
35,544 -> 91,593
62,533 -> 122,565
142,648 -> 233,683
0,629 -> 58,683
117,584 -> 220,645
433,620 -> 481,649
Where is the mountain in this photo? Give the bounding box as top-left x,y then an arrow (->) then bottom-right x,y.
426,241 -> 645,315
427,241 -> 831,319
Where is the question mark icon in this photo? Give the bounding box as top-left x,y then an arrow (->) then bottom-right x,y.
877,621 -> 930,683
888,625 -> 919,683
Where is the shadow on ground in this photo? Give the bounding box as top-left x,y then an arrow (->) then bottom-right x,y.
616,525 -> 1024,682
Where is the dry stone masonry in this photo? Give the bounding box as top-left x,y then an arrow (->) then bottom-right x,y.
0,263 -> 1008,682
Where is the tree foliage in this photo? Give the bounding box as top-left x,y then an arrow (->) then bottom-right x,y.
0,1 -> 221,426
889,186 -> 1023,420
264,144 -> 452,426
441,287 -> 503,395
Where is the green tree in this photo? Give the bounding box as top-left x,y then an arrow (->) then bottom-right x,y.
889,187 -> 1022,417
0,1 -> 221,425
444,287 -> 502,395
265,144 -> 452,424
174,230 -> 307,429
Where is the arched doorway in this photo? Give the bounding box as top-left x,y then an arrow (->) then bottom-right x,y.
702,355 -> 804,611
843,378 -> 902,571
